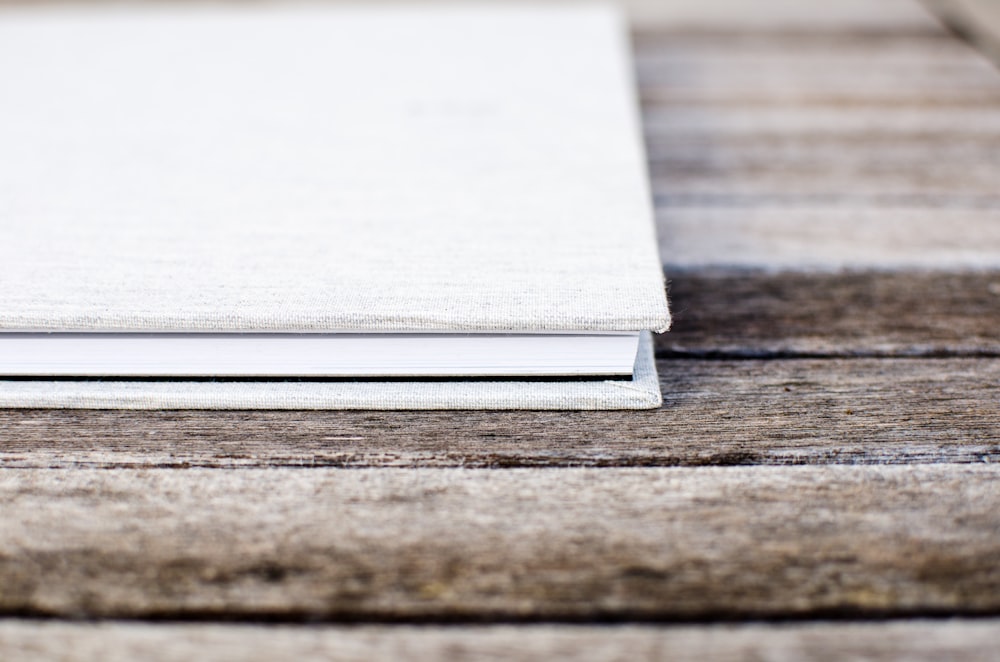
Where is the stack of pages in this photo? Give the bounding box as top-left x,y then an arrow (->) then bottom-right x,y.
0,4 -> 670,409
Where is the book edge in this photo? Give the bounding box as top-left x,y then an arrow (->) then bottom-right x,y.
0,334 -> 662,410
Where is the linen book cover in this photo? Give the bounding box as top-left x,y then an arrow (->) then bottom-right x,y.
0,4 -> 670,410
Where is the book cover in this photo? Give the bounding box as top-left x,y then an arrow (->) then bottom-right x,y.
0,4 -> 669,409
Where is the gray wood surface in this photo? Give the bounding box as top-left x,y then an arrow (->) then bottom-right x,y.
663,270 -> 1000,357
3,620 -> 1000,662
3,358 -> 998,468
621,0 -> 945,31
2,466 -> 998,620
642,29 -> 1000,271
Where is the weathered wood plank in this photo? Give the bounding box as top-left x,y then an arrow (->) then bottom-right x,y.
2,620 -> 999,662
636,32 -> 1000,105
1,358 -> 998,468
1,465 -> 998,620
645,104 -> 1000,139
0,0 -> 946,33
635,30 -> 1000,270
660,211 -> 1000,271
620,0 -> 944,32
650,136 -> 1000,202
664,270 -> 1000,356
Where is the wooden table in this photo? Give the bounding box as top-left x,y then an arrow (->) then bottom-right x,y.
2,0 -> 1000,658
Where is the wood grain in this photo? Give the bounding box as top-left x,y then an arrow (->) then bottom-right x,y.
1,465 -> 999,620
1,358 -> 998,469
621,0 -> 945,32
2,620 -> 999,662
0,0 -> 947,33
660,211 -> 1000,271
663,270 -> 1000,356
636,32 -> 1000,106
640,33 -> 1000,198
637,29 -> 1000,270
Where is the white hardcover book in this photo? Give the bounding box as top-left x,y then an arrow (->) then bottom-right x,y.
0,4 -> 669,409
